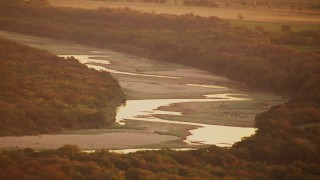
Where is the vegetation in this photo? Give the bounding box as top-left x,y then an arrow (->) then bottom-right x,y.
183,0 -> 218,7
61,0 -> 320,9
0,0 -> 319,178
0,132 -> 319,179
0,38 -> 125,136
0,0 -> 319,98
230,19 -> 320,32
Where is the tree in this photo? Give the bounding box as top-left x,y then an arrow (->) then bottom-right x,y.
125,167 -> 154,180
281,25 -> 291,32
56,145 -> 81,159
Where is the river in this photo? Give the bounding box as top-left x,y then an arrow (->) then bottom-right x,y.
60,54 -> 257,146
0,30 -> 284,150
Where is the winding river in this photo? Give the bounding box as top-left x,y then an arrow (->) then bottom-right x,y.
64,54 -> 256,147
0,30 -> 284,150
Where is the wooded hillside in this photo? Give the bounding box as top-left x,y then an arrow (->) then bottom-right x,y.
0,38 -> 125,136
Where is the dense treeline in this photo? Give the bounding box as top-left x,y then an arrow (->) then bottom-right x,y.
272,30 -> 320,46
0,0 -> 319,99
183,0 -> 219,7
0,100 -> 319,178
0,38 -> 125,136
222,0 -> 320,10
0,141 -> 319,179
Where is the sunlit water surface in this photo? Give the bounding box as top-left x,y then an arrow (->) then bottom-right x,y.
115,96 -> 256,147
59,54 -> 257,147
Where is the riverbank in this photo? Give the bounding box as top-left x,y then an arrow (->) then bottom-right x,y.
0,30 -> 284,149
0,130 -> 179,150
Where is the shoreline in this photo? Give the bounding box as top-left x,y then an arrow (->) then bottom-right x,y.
0,30 -> 284,150
0,130 -> 179,150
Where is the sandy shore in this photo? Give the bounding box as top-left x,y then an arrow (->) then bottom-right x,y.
0,130 -> 178,150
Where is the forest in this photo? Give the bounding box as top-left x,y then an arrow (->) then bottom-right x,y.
0,0 -> 319,178
0,0 -> 319,98
0,38 -> 125,135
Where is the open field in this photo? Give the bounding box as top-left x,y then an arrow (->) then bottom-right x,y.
49,0 -> 320,29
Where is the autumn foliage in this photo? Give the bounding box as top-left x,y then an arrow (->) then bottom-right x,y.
0,0 -> 319,98
0,1 -> 319,178
0,38 -> 125,135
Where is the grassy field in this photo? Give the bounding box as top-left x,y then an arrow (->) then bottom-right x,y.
285,44 -> 319,52
49,0 -> 320,32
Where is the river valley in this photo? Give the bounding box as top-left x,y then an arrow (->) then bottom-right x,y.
0,30 -> 285,151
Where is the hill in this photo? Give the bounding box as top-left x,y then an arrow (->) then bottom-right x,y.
0,38 -> 125,136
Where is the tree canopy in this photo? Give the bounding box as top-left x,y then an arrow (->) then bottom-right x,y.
0,38 -> 125,135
